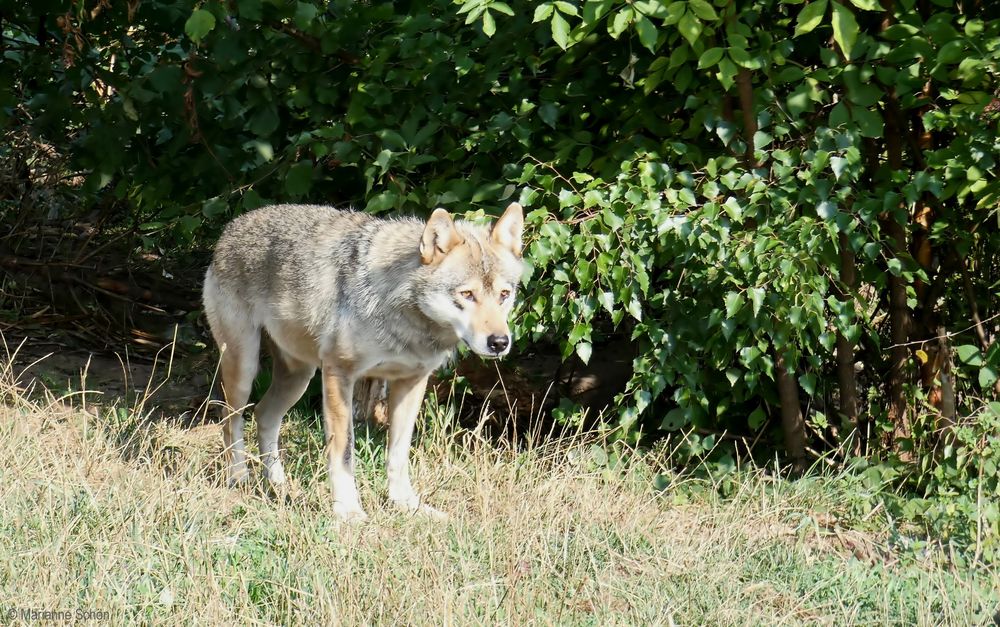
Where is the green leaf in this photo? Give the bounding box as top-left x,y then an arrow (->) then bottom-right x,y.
847,0 -> 879,9
817,200 -> 837,219
749,287 -> 765,317
533,3 -> 554,22
798,372 -> 817,396
794,0 -> 827,37
294,2 -> 318,29
830,156 -> 847,179
677,12 -> 703,47
583,0 -> 614,22
956,345 -> 984,367
609,8 -> 633,39
555,1 -> 578,16
551,11 -> 571,48
716,57 -> 737,91
539,103 -> 559,128
482,10 -> 496,37
725,292 -> 744,318
375,148 -> 393,175
492,2 -> 515,16
698,47 -> 725,69
285,161 -> 314,197
852,105 -> 884,137
979,366 -> 998,388
634,14 -> 659,53
689,0 -> 719,21
184,9 -> 216,43
576,341 -> 593,364
661,408 -> 687,430
237,0 -> 262,21
831,1 -> 859,58
249,107 -> 279,136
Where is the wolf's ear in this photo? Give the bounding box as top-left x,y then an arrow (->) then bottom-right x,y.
491,202 -> 524,258
420,208 -> 464,264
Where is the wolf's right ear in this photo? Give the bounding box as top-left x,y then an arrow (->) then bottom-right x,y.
420,208 -> 464,264
491,202 -> 524,258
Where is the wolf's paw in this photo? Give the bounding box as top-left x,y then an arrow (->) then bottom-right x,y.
227,470 -> 251,490
332,500 -> 369,523
266,479 -> 300,505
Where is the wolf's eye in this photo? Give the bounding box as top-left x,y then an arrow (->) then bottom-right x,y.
460,290 -> 477,302
499,289 -> 511,302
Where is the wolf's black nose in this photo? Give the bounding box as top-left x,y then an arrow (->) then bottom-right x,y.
487,334 -> 510,354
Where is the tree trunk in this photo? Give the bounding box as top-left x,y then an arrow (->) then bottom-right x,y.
881,93 -> 912,452
836,231 -> 862,454
776,353 -> 806,471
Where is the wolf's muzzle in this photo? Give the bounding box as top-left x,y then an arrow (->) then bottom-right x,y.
486,334 -> 510,355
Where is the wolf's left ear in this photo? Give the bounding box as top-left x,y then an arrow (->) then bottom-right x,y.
420,208 -> 464,264
491,202 -> 524,258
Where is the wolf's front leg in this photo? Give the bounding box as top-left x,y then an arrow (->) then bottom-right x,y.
387,374 -> 445,519
321,364 -> 367,522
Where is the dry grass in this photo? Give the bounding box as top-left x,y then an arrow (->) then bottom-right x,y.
0,361 -> 997,625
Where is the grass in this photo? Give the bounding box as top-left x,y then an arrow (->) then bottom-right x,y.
0,368 -> 997,625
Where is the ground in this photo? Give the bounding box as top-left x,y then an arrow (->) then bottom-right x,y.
0,363 -> 996,625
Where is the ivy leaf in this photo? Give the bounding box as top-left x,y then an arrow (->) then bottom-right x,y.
184,9 -> 216,43
794,0 -> 827,37
551,11 -> 571,48
831,1 -> 859,58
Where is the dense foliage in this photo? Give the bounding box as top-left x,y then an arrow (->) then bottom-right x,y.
2,0 -> 998,559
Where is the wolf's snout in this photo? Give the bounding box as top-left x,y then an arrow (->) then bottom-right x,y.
487,334 -> 510,354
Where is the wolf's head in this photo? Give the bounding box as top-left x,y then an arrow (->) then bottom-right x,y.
417,202 -> 525,358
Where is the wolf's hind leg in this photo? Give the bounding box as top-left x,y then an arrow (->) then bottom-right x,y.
218,332 -> 261,487
256,338 -> 315,488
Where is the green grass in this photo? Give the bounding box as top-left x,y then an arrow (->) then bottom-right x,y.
0,382 -> 996,625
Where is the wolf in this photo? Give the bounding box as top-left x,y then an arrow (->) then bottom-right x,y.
202,201 -> 524,520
